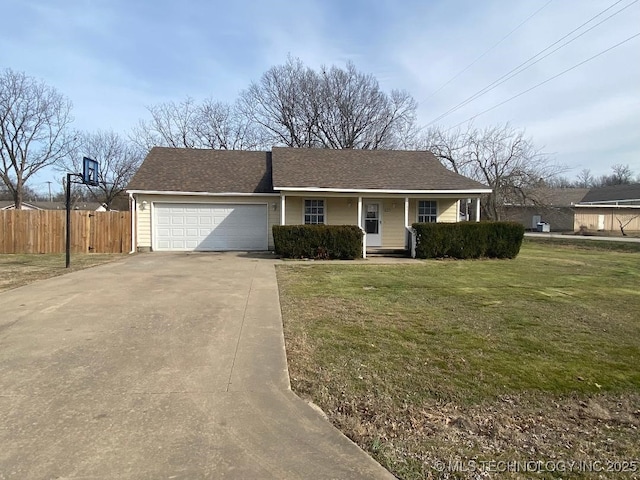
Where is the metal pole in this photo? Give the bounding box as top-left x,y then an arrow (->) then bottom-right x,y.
66,173 -> 71,268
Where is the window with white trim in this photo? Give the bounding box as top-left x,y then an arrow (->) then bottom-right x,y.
418,200 -> 437,223
304,199 -> 325,224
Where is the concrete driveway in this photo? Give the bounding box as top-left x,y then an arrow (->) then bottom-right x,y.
0,253 -> 393,479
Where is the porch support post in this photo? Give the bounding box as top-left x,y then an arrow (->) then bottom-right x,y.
358,196 -> 366,259
280,194 -> 286,225
476,197 -> 481,222
404,197 -> 409,227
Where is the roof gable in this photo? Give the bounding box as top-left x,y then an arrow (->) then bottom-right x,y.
271,147 -> 489,192
126,147 -> 274,194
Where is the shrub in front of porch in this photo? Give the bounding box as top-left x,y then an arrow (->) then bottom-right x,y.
412,222 -> 525,259
273,225 -> 363,259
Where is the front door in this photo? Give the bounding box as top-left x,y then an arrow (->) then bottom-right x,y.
363,202 -> 382,247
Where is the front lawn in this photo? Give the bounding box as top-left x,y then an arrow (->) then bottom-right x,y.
277,240 -> 640,479
0,254 -> 124,292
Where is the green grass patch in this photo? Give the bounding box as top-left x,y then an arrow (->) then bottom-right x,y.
0,254 -> 124,292
277,242 -> 640,479
525,236 -> 640,253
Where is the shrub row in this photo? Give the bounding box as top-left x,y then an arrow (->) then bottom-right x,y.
412,222 -> 525,259
273,225 -> 363,259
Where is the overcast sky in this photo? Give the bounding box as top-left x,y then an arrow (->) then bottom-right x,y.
2,0 -> 639,195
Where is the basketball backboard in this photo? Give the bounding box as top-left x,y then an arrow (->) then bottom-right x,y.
82,157 -> 99,186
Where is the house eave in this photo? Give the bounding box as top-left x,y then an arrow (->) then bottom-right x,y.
126,190 -> 280,197
575,203 -> 640,209
273,186 -> 492,195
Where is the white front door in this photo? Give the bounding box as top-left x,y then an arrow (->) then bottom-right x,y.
598,214 -> 605,231
363,202 -> 382,247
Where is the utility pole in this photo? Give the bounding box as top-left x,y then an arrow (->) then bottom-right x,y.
46,181 -> 52,202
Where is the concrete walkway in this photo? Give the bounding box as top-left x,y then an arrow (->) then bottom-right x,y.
0,253 -> 393,479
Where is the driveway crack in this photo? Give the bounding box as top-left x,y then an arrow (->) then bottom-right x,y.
226,262 -> 257,392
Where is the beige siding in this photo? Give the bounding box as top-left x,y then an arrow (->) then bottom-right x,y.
284,196 -> 303,224
137,196 -> 152,247
134,194 -> 279,250
438,199 -> 459,223
326,198 -> 358,225
575,208 -> 640,232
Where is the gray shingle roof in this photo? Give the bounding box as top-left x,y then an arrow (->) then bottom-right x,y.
271,147 -> 490,191
581,184 -> 640,203
126,147 -> 274,193
127,147 -> 490,193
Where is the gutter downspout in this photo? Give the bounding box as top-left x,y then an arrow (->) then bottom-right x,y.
129,193 -> 136,254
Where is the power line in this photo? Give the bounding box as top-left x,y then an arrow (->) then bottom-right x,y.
445,31 -> 640,131
425,0 -> 636,127
418,0 -> 555,104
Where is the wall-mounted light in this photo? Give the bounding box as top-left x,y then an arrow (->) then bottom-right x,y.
392,202 -> 397,209
140,200 -> 148,211
347,199 -> 353,207
271,202 -> 278,211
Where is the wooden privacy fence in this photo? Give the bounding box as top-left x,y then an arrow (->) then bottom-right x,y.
0,210 -> 131,254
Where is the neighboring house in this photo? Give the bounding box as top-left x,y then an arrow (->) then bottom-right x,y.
574,184 -> 640,233
0,201 -> 43,211
126,147 -> 491,254
501,188 -> 590,231
0,201 -> 105,211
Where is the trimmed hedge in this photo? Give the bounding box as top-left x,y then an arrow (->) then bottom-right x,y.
273,225 -> 363,259
412,222 -> 525,259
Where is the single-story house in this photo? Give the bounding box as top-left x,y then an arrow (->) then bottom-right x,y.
501,187 -> 590,231
126,147 -> 491,255
574,184 -> 640,233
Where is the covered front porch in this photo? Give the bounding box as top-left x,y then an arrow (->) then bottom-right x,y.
278,193 -> 482,258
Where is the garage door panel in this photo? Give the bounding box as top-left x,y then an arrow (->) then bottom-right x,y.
154,203 -> 267,251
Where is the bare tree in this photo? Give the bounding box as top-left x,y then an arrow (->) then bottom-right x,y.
421,124 -> 563,220
63,131 -> 143,209
132,97 -> 265,151
197,99 -> 266,150
0,69 -> 75,209
575,168 -> 595,188
316,63 -> 417,149
239,56 -> 417,149
240,56 -> 321,148
422,126 -> 473,175
609,163 -> 633,185
131,97 -> 202,150
599,164 -> 634,186
616,213 -> 639,236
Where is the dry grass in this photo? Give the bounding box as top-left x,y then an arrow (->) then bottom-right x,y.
0,254 -> 125,292
277,241 -> 640,479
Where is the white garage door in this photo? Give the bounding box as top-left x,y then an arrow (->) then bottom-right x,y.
154,203 -> 268,251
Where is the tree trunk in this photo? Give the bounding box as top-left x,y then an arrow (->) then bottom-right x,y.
13,184 -> 23,210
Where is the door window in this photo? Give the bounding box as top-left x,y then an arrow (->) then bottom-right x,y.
365,204 -> 379,234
